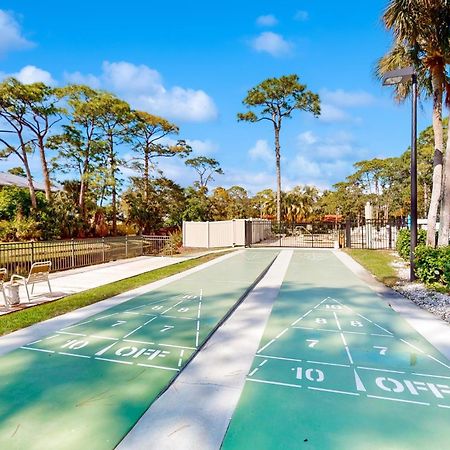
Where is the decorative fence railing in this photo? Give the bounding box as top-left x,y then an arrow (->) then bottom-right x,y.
0,235 -> 172,278
245,219 -> 407,250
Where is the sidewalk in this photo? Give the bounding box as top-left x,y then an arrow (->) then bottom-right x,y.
0,255 -> 193,315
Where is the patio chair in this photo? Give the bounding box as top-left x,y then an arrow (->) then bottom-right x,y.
11,261 -> 52,302
0,268 -> 7,306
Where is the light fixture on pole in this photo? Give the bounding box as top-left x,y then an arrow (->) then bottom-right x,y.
382,66 -> 417,281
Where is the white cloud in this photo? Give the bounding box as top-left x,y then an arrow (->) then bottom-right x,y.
186,139 -> 218,155
249,139 -> 273,165
320,89 -> 375,108
0,10 -> 34,56
250,32 -> 293,57
12,65 -> 55,85
63,71 -> 101,89
256,15 -> 278,27
64,61 -> 218,122
298,131 -> 318,146
318,103 -> 350,123
294,10 -> 309,21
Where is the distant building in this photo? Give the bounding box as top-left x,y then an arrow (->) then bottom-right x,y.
0,172 -> 62,192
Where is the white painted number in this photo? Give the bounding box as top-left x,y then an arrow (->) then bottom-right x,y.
152,305 -> 163,310
160,325 -> 174,333
374,346 -> 388,355
306,339 -> 319,348
351,320 -> 363,327
177,307 -> 189,313
315,318 -> 327,324
296,367 -> 325,382
61,339 -> 89,350
325,304 -> 342,310
183,295 -> 197,299
111,320 -> 127,327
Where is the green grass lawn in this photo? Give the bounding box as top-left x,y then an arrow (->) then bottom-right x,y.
0,251 -> 230,336
344,249 -> 401,287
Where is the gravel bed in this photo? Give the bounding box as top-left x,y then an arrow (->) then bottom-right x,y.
391,257 -> 450,323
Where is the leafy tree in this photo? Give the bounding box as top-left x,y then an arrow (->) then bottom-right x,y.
378,1 -> 450,246
185,156 -> 223,190
129,111 -> 191,201
251,189 -> 276,219
7,167 -> 26,177
237,74 -> 320,222
182,187 -> 210,222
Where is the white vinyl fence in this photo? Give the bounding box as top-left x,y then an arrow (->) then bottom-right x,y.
182,219 -> 270,248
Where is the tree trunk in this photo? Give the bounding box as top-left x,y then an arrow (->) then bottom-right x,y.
438,122 -> 450,245
274,125 -> 281,222
37,136 -> 52,201
426,76 -> 444,247
22,150 -> 37,210
144,145 -> 150,202
109,135 -> 117,235
79,157 -> 89,219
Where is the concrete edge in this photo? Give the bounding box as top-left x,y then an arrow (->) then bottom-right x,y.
334,250 -> 450,359
0,250 -> 243,356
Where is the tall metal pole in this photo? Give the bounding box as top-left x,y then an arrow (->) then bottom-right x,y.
410,74 -> 418,281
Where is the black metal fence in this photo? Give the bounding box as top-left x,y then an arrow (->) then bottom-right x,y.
245,219 -> 406,250
0,235 -> 172,278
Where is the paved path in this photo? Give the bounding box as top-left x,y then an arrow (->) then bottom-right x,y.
222,250 -> 450,449
0,255 -> 196,315
0,250 -> 277,450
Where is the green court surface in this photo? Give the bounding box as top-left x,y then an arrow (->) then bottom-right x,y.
0,250 -> 278,450
222,250 -> 450,450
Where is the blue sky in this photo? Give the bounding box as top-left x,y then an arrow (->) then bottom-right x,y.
0,1 -> 433,194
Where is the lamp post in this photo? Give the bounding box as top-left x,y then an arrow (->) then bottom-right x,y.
382,66 -> 417,281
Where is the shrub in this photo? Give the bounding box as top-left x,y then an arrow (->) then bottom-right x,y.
0,216 -> 42,241
396,228 -> 426,260
162,231 -> 182,255
414,244 -> 450,287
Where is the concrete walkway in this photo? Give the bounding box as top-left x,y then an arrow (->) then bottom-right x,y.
0,255 -> 193,315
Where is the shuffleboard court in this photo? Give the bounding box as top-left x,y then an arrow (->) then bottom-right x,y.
0,249 -> 278,450
222,250 -> 450,450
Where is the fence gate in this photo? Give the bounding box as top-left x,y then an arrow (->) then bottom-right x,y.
245,221 -> 343,248
244,219 -> 405,249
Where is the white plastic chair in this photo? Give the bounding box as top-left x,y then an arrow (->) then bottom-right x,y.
11,261 -> 52,302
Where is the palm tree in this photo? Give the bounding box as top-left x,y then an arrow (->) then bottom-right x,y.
378,0 -> 450,246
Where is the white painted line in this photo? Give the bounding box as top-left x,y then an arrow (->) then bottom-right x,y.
58,352 -> 91,359
46,335 -> 59,340
438,404 -> 450,409
123,325 -> 143,339
90,335 -> 118,341
413,372 -> 450,380
308,387 -> 359,396
340,333 -> 354,364
247,378 -> 302,389
123,312 -> 155,317
162,315 -> 195,321
162,300 -> 184,315
177,349 -> 185,367
333,312 -> 342,331
367,395 -> 430,406
257,339 -> 276,354
258,359 -> 268,367
248,368 -> 259,377
137,363 -> 179,372
195,298 -> 202,348
57,331 -> 87,337
357,366 -> 405,374
95,357 -> 132,365
292,326 -> 339,333
306,360 -> 350,368
291,309 -> 313,326
94,342 -> 118,356
20,347 -> 54,354
27,338 -> 43,345
95,312 -> 119,321
158,343 -> 196,350
123,339 -> 155,346
257,354 -> 303,363
143,316 -> 157,326
357,314 -> 392,335
427,355 -> 450,369
61,319 -> 93,330
354,369 -> 366,392
400,339 -> 425,354
275,328 -> 289,339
